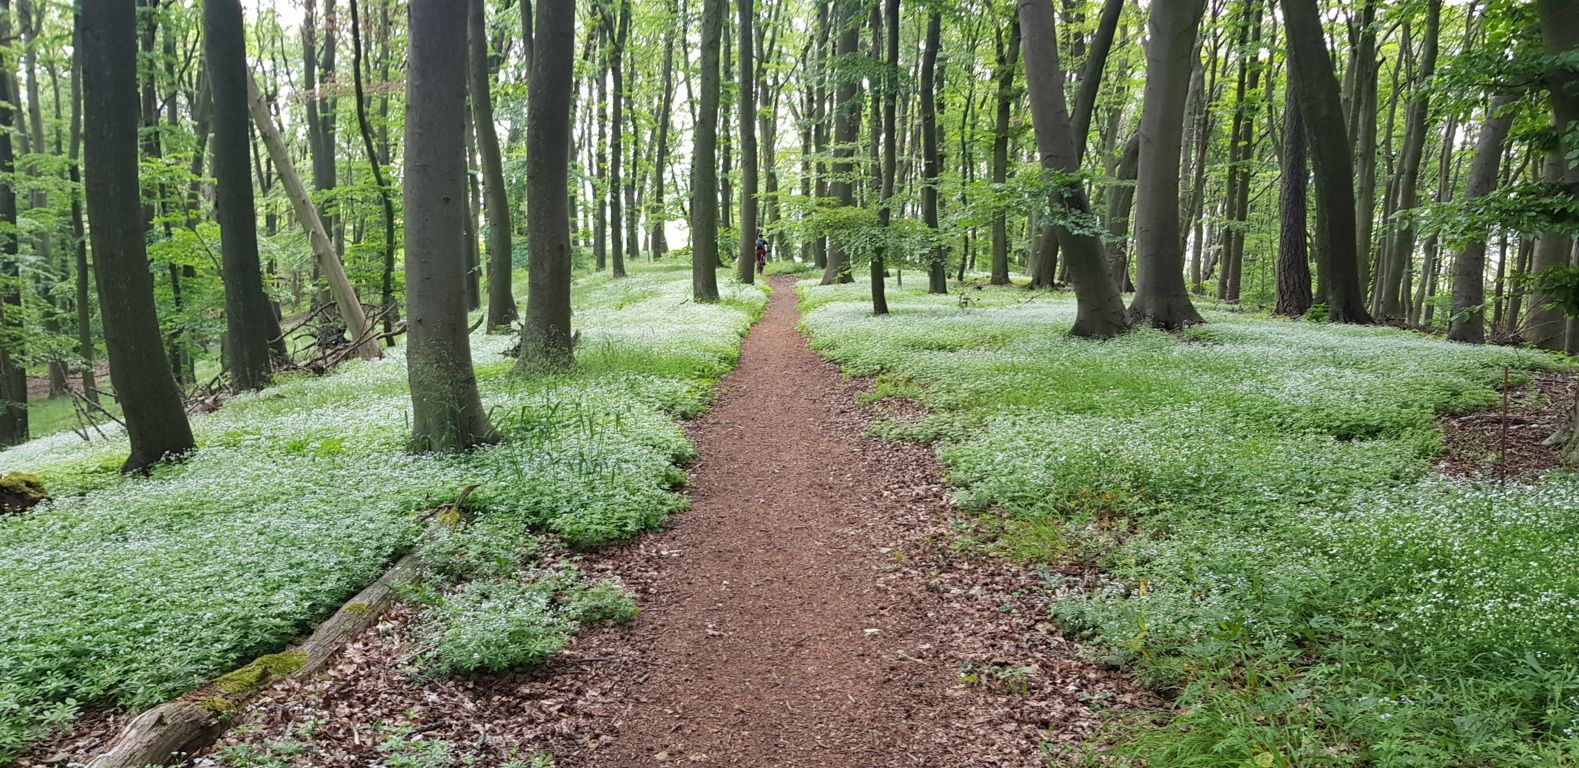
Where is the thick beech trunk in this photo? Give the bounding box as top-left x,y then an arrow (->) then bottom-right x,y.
1129,0 -> 1206,328
737,0 -> 757,284
1276,81 -> 1313,317
79,0 -> 194,471
692,0 -> 724,299
206,0 -> 276,391
518,0 -> 577,369
1018,0 -> 1129,338
404,0 -> 497,451
1446,94 -> 1516,344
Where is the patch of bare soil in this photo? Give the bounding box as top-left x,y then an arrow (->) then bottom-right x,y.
1434,372 -> 1574,479
177,276 -> 1151,767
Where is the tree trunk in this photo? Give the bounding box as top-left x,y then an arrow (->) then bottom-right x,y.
1377,0 -> 1440,320
871,0 -> 898,315
1282,0 -> 1373,323
736,0 -> 757,284
404,0 -> 497,451
206,0 -> 276,391
247,75 -> 380,359
1103,132 -> 1140,289
1276,80 -> 1313,317
1349,0 -> 1379,295
350,0 -> 400,345
1535,0 -> 1578,360
1018,0 -> 1129,338
1446,94 -> 1517,344
610,0 -> 630,278
67,27 -> 98,404
470,0 -> 518,327
1129,0 -> 1206,328
518,0 -> 576,370
818,0 -> 859,285
650,15 -> 675,259
691,0 -> 724,300
921,9 -> 946,294
988,18 -> 1020,286
80,0 -> 195,471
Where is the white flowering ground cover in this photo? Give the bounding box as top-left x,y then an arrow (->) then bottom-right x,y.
799,280 -> 1578,767
0,265 -> 765,760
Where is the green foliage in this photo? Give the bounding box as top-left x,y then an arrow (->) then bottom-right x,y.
407,565 -> 637,678
801,278 -> 1575,766
0,266 -> 764,760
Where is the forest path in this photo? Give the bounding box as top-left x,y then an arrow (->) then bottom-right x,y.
582,275 -> 957,766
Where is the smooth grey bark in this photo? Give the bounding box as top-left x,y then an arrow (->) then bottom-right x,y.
67,25 -> 97,404
1535,0 -> 1578,358
989,18 -> 1020,286
922,9 -> 946,294
737,0 -> 757,284
80,0 -> 195,471
692,0 -> 724,299
1447,94 -> 1517,344
1377,0 -> 1440,320
1282,0 -> 1373,323
1129,0 -> 1206,328
610,0 -> 630,278
518,0 -> 577,370
403,0 -> 497,451
205,0 -> 276,391
819,0 -> 859,285
1276,80 -> 1313,317
1103,131 -> 1140,289
871,0 -> 898,315
471,0 -> 518,328
1019,0 -> 1129,338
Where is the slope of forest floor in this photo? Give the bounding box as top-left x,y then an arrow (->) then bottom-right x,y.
1,266 -> 765,763
798,279 -> 1579,767
192,274 -> 1151,768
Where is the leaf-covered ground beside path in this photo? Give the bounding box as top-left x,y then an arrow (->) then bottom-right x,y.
799,279 -> 1579,767
0,265 -> 765,761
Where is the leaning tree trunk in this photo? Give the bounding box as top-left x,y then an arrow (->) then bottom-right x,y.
691,0 -> 724,300
403,0 -> 497,452
80,0 -> 195,472
471,0 -> 518,328
921,9 -> 946,294
518,0 -> 577,370
1446,94 -> 1517,344
206,0 -> 276,391
1018,0 -> 1129,338
1129,0 -> 1206,328
736,0 -> 757,284
1275,80 -> 1313,317
1281,0 -> 1373,324
247,75 -> 380,359
988,19 -> 1020,286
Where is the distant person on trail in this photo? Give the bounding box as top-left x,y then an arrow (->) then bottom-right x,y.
754,235 -> 768,275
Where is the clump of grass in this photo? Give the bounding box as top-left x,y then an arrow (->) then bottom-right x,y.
801,278 -> 1576,766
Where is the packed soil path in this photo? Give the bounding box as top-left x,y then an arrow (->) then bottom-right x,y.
171,274 -> 1148,768
583,276 -> 952,766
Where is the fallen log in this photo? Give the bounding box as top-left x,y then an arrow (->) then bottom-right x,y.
86,552 -> 421,768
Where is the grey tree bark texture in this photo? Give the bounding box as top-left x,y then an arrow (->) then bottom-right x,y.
1281,0 -> 1373,323
1129,0 -> 1206,329
79,0 -> 195,472
1017,0 -> 1130,338
403,0 -> 497,451
518,0 -> 578,369
692,0 -> 724,300
1446,94 -> 1516,344
736,0 -> 758,284
471,0 -> 519,329
205,0 -> 276,392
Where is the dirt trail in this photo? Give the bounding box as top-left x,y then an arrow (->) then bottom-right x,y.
582,276 -> 952,766
173,275 -> 1147,768
576,276 -> 1146,766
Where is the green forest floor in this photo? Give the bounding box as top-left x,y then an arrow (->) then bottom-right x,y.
799,277 -> 1579,766
0,265 -> 766,760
